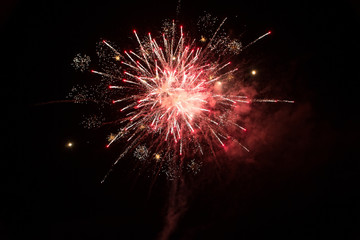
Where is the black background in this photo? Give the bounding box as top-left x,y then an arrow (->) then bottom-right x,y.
2,0 -> 359,239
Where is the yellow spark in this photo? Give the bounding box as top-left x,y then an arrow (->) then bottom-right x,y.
154,153 -> 162,162
140,125 -> 146,129
200,36 -> 206,42
114,55 -> 121,61
251,70 -> 257,75
108,133 -> 116,142
66,142 -> 73,147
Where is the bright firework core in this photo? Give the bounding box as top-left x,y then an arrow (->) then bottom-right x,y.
157,64 -> 210,115
156,82 -> 208,122
106,24 -> 241,150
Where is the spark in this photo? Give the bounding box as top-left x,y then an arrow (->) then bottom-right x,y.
155,153 -> 161,161
108,133 -> 117,142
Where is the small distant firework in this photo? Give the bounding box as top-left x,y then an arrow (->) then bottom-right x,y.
72,53 -> 91,72
67,85 -> 91,103
227,39 -> 242,54
71,14 -> 293,182
134,145 -> 149,160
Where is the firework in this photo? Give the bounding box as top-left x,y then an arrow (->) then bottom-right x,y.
71,17 -> 293,181
72,53 -> 91,72
134,145 -> 149,160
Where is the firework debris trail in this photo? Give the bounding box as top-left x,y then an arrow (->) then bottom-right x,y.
242,31 -> 272,50
158,172 -> 188,240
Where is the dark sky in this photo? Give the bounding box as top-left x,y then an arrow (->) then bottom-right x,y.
2,0 -> 359,239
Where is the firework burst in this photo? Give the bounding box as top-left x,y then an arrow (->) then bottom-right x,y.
72,17 -> 293,181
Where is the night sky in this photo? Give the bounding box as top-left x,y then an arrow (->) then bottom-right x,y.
2,0 -> 359,239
